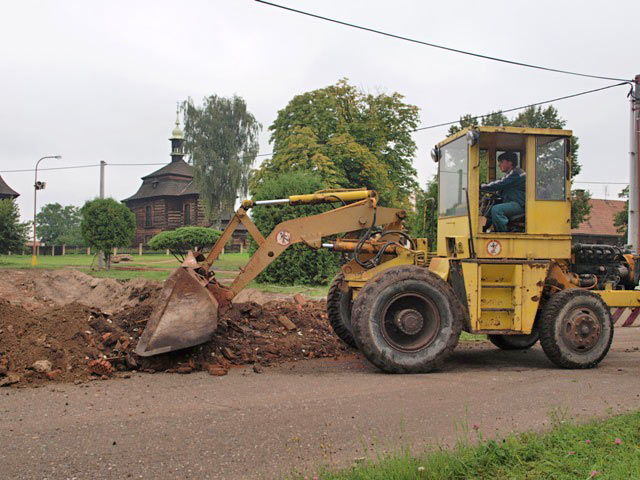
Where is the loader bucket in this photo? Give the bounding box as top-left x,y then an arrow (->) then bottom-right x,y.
135,266 -> 219,356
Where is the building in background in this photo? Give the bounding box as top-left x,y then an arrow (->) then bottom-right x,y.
0,175 -> 19,200
571,198 -> 626,246
123,115 -> 246,247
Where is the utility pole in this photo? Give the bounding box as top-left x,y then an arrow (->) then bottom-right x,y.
635,75 -> 640,253
98,160 -> 106,268
629,76 -> 640,251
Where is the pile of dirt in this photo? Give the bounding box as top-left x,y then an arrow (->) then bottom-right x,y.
0,269 -> 348,386
0,268 -> 158,314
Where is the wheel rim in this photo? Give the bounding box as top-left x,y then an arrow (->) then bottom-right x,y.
380,292 -> 441,352
561,306 -> 602,353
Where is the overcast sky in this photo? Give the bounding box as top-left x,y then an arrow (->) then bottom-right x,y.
1,0 -> 636,221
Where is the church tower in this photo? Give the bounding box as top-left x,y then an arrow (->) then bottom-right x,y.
170,107 -> 185,163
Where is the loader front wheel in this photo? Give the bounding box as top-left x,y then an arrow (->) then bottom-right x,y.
351,266 -> 463,373
539,289 -> 613,369
488,331 -> 539,350
326,274 -> 357,348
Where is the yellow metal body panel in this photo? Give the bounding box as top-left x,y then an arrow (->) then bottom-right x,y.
428,257 -> 450,281
436,216 -> 470,257
594,290 -> 640,308
523,135 -> 572,236
475,234 -> 571,260
460,261 -> 548,334
345,250 -> 420,296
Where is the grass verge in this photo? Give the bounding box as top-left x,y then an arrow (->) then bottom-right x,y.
293,410 -> 640,479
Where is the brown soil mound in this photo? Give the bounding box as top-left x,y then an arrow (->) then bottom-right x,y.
0,269 -> 348,387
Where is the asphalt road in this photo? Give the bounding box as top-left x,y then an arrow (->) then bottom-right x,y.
2,329 -> 639,480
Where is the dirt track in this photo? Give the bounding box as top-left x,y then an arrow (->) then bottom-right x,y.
1,328 -> 639,480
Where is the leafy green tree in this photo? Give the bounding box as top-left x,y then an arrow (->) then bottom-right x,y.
148,226 -> 222,261
0,199 -> 29,254
613,186 -> 629,240
251,79 -> 419,206
36,203 -> 84,245
446,106 -> 590,227
250,171 -> 339,285
80,198 -> 136,269
184,95 -> 261,228
406,177 -> 438,249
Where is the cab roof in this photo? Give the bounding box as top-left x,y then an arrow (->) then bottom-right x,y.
437,125 -> 573,148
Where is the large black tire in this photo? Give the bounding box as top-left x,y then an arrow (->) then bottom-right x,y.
351,265 -> 464,373
326,274 -> 357,348
488,331 -> 539,350
539,289 -> 613,369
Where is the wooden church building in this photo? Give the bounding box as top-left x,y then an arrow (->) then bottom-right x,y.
123,115 -> 246,246
0,175 -> 19,200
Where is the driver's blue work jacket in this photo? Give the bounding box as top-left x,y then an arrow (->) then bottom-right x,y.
480,167 -> 526,207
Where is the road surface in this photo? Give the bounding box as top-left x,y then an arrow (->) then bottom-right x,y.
2,329 -> 639,479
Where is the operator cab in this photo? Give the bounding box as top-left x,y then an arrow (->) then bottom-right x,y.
432,126 -> 572,260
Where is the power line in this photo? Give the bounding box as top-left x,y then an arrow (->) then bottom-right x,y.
413,82 -> 629,131
255,0 -> 632,83
0,164 -> 100,173
0,82 -> 629,175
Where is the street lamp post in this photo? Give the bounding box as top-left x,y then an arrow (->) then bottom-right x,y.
32,155 -> 61,266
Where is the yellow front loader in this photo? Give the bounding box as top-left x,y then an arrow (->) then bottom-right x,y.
137,126 -> 640,373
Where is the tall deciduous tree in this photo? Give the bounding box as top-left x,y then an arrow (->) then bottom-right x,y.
0,199 -> 29,254
250,171 -> 339,285
36,203 -> 83,245
80,198 -> 136,269
613,185 -> 629,240
447,106 -> 590,228
251,79 -> 420,206
184,95 -> 261,228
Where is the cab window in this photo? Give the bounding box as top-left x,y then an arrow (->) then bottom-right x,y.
439,136 -> 468,217
536,136 -> 566,201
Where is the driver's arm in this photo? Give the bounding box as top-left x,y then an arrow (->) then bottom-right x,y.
481,169 -> 522,192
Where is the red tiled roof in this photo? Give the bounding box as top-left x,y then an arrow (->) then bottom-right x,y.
571,199 -> 625,236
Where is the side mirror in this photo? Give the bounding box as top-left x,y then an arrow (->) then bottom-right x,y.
430,146 -> 441,163
466,130 -> 479,146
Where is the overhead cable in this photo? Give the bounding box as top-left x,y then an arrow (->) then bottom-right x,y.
413,82 -> 629,131
255,0 -> 632,83
0,82 -> 629,175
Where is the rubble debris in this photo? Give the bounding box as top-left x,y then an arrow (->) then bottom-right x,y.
0,374 -> 21,387
31,360 -> 53,373
88,359 -> 113,377
277,315 -> 297,331
0,268 -> 352,387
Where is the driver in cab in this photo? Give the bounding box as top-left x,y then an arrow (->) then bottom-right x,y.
481,151 -> 526,232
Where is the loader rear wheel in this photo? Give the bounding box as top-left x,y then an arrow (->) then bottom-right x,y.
488,331 -> 539,350
539,289 -> 613,369
326,274 -> 357,348
351,266 -> 463,373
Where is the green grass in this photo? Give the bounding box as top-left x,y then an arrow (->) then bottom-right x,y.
0,253 -> 331,295
291,410 -> 640,480
245,281 -> 330,298
460,332 -> 487,342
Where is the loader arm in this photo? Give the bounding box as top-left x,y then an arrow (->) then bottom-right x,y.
136,189 -> 407,357
210,197 -> 406,297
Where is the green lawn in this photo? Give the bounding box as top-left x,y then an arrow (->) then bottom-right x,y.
293,410 -> 640,479
0,253 -> 330,295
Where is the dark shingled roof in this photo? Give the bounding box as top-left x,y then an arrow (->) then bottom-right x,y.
141,160 -> 194,180
571,199 -> 626,237
0,175 -> 19,198
123,160 -> 199,202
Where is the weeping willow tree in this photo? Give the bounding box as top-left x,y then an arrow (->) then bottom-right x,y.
183,95 -> 261,228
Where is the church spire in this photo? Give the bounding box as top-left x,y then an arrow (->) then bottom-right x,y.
170,103 -> 185,163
